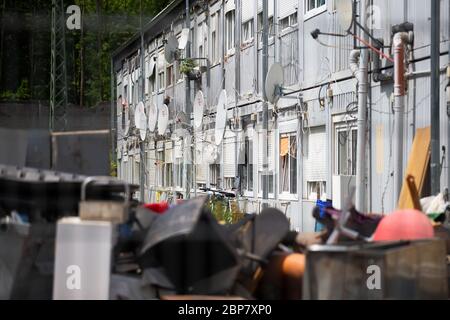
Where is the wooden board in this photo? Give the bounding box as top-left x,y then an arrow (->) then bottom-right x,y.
397,127 -> 431,210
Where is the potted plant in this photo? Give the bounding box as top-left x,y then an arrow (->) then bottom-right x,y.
180,58 -> 201,80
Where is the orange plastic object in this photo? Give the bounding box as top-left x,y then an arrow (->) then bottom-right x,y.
373,209 -> 434,242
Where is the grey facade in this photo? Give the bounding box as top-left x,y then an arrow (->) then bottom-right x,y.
112,0 -> 450,232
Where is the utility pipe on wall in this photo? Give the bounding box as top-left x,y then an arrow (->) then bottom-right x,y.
430,0 -> 441,196
392,32 -> 409,207
354,0 -> 369,213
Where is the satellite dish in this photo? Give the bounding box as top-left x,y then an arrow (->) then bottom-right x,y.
135,101 -> 148,141
336,0 -> 354,32
214,90 -> 228,146
178,28 -> 190,50
148,101 -> 158,133
204,143 -> 218,164
264,63 -> 284,105
164,34 -> 179,64
193,90 -> 205,129
158,104 -> 169,136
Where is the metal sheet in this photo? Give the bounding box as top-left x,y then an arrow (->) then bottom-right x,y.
51,130 -> 110,176
303,240 -> 448,300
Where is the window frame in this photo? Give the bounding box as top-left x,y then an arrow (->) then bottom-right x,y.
279,132 -> 298,196
257,13 -> 275,45
335,123 -> 358,176
166,63 -> 174,88
306,181 -> 327,201
209,163 -> 221,188
279,12 -> 298,33
304,0 -> 327,21
225,9 -> 236,55
242,18 -> 255,44
156,149 -> 165,187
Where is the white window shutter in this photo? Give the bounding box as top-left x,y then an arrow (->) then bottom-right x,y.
303,127 -> 327,183
242,0 -> 255,22
278,0 -> 298,18
258,130 -> 274,171
223,134 -> 236,178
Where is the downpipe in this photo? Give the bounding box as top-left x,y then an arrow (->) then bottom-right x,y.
350,46 -> 369,213
392,32 -> 409,207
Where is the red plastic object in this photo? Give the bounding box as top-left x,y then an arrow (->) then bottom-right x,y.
373,209 -> 434,242
143,202 -> 170,214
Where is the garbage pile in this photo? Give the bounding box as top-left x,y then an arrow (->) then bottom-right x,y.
0,165 -> 449,300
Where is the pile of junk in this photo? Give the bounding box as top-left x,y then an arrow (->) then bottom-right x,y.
0,164 -> 449,300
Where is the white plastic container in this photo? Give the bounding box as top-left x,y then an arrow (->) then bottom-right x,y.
53,217 -> 114,300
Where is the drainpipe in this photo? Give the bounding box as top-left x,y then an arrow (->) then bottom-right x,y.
392,32 -> 409,207
354,0 -> 369,213
448,1 -> 450,191
430,0 -> 441,196
184,0 -> 191,198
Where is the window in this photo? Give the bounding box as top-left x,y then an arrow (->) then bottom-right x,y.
166,64 -> 173,87
238,138 -> 253,192
211,11 -> 220,64
148,73 -> 155,93
336,126 -> 357,176
134,158 -> 140,185
224,177 -> 236,190
158,68 -> 165,91
305,0 -> 327,19
257,13 -> 274,44
156,150 -> 164,186
164,163 -> 173,187
225,10 -> 235,53
211,30 -> 217,62
259,174 -> 274,194
280,133 -> 297,194
175,162 -> 183,188
209,164 -> 221,188
307,181 -> 326,201
279,13 -> 298,32
242,19 -> 254,43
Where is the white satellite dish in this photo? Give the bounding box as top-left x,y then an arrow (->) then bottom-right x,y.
164,34 -> 179,64
204,143 -> 218,164
148,101 -> 158,133
264,63 -> 284,105
158,104 -> 169,136
135,101 -> 147,141
214,90 -> 228,146
336,0 -> 354,32
178,28 -> 190,50
193,90 -> 205,130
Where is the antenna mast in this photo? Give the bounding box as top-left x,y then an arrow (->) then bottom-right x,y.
50,0 -> 68,131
